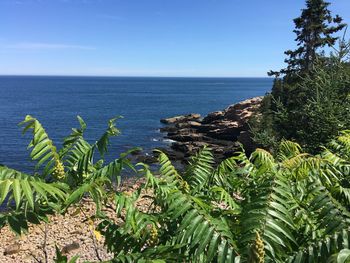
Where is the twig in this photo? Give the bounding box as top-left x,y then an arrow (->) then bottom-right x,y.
29,252 -> 41,263
43,224 -> 48,263
38,223 -> 49,263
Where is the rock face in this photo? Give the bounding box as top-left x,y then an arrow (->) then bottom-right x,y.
160,113 -> 201,124
159,96 -> 263,162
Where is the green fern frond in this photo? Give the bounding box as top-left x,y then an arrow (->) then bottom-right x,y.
140,163 -> 175,198
0,166 -> 67,210
185,146 -> 215,194
311,191 -> 350,235
240,172 -> 297,261
163,190 -> 239,262
156,150 -> 189,192
322,148 -> 346,166
65,176 -> 109,212
98,191 -> 158,255
96,116 -> 122,157
212,156 -> 238,189
289,228 -> 350,263
282,154 -> 323,180
19,115 -> 60,176
63,138 -> 93,179
250,148 -> 275,175
59,115 -> 86,157
210,186 -> 241,212
329,130 -> 350,159
277,140 -> 302,161
281,153 -> 310,170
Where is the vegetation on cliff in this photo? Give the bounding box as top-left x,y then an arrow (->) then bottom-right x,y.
252,0 -> 350,153
2,116 -> 350,262
1,0 -> 350,262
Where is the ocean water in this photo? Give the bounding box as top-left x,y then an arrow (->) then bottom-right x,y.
0,76 -> 272,173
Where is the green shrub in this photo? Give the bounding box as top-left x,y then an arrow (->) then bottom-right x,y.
97,132 -> 350,262
2,117 -> 350,262
253,55 -> 350,153
0,115 -> 138,235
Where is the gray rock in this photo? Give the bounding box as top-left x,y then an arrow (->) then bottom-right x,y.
3,243 -> 20,256
61,241 -> 80,254
160,96 -> 263,162
167,133 -> 204,142
159,126 -> 178,133
160,113 -> 201,124
202,111 -> 224,124
135,154 -> 158,164
175,121 -> 202,129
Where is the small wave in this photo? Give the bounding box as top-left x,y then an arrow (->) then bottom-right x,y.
162,139 -> 176,144
151,138 -> 175,144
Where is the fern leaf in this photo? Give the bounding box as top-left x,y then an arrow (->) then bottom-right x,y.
250,148 -> 276,176
96,116 -> 122,157
19,115 -> 59,175
185,146 -> 215,194
0,166 -> 67,210
289,228 -> 350,263
59,115 -> 87,157
277,140 -> 302,161
164,190 -> 239,262
156,150 -> 189,192
240,172 -> 297,261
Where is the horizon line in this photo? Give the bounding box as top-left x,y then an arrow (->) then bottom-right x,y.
0,74 -> 272,78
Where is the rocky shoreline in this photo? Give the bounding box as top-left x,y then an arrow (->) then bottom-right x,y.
0,97 -> 263,262
156,96 -> 263,163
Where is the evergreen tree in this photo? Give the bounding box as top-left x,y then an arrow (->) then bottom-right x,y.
269,0 -> 345,77
252,0 -> 349,153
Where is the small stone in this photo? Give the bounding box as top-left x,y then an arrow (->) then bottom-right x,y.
3,243 -> 21,256
61,241 -> 80,254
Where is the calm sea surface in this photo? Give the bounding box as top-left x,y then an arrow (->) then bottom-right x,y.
0,76 -> 272,173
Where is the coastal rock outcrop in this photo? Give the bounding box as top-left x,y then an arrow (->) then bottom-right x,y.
159,96 -> 263,162
160,113 -> 201,124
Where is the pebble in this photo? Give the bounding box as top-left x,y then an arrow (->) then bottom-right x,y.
3,243 -> 21,256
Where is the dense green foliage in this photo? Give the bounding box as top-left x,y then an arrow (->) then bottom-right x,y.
253,53 -> 350,153
269,0 -> 345,76
95,132 -> 350,262
0,115 -> 138,235
253,0 -> 350,153
2,116 -> 350,262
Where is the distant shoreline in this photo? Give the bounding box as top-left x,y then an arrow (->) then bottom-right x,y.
0,75 -> 273,79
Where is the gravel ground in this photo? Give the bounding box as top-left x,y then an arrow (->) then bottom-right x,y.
0,177 -> 152,263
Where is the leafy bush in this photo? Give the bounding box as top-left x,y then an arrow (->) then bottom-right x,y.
0,115 -> 138,235
96,132 -> 350,262
2,117 -> 350,262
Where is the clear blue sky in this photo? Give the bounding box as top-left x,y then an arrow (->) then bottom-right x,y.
1,0 -> 350,77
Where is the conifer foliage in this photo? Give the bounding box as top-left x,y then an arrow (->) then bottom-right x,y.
253,0 -> 349,153
269,0 -> 346,76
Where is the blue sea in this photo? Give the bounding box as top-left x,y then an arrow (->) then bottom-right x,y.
0,76 -> 272,173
